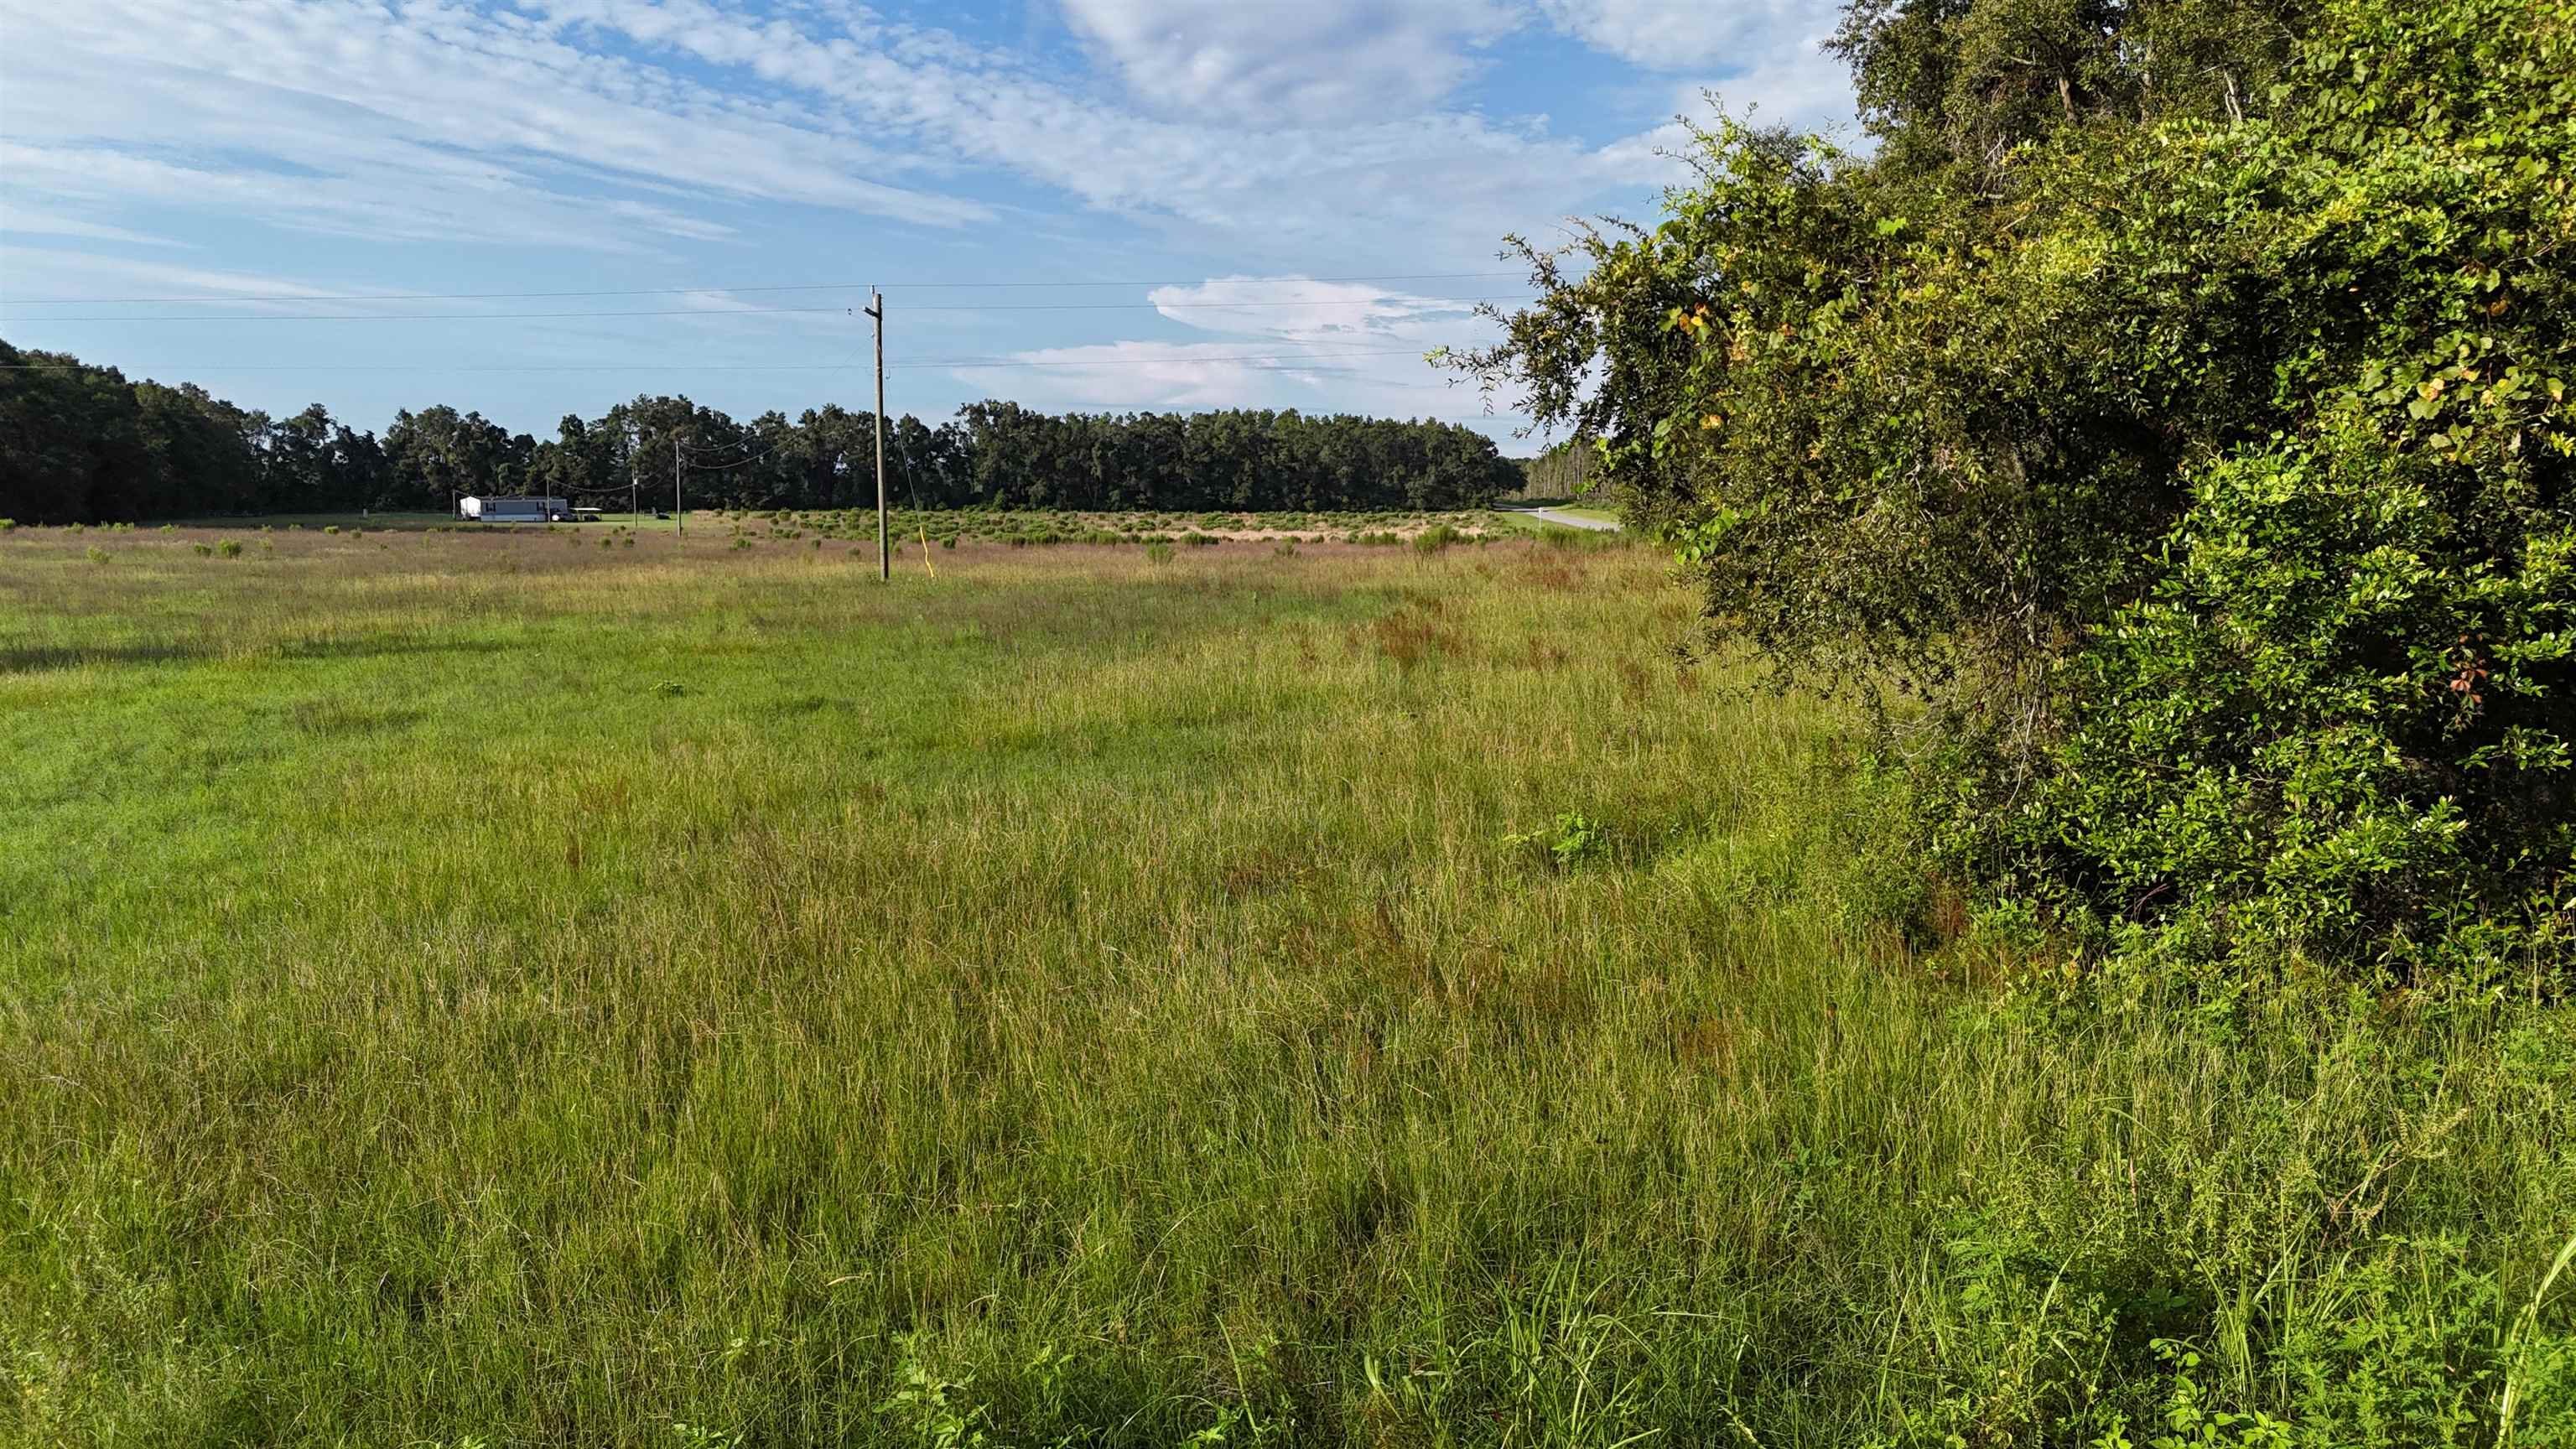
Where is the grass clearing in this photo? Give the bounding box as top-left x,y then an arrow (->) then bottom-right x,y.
162,507 -> 1527,546
1,525 -> 2569,1446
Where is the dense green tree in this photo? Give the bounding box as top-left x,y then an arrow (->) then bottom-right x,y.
0,343 -> 144,524
1473,0 -> 2575,979
380,406 -> 528,511
1834,0 -> 2309,176
131,381 -> 261,519
265,404 -> 338,513
3,345 -> 1520,522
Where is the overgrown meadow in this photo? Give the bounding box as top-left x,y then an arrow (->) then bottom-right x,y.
2,525 -> 2569,1446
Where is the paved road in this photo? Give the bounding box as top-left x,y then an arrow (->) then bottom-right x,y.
1510,506 -> 1621,532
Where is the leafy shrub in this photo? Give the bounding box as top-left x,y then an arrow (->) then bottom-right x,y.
1476,0 -> 2576,981
2020,430 -> 2576,980
85,546 -> 108,564
1502,812 -> 1603,870
192,542 -> 213,557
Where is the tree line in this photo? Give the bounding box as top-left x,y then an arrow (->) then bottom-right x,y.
0,340 -> 1522,523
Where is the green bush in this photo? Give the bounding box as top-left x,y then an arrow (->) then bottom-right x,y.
1478,0 -> 2576,983
2008,429 -> 2570,980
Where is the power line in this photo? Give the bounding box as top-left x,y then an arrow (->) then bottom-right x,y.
0,345 -> 1454,373
0,271 -> 1530,307
678,435 -> 793,471
0,297 -> 1532,324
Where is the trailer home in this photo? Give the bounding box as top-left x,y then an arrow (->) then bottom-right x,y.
456,496 -> 570,522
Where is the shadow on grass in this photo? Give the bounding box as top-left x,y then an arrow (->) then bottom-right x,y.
2,635 -> 511,674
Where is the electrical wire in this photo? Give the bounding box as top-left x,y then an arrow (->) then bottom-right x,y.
0,298 -> 1532,323
0,346 -> 1457,373
677,436 -> 794,471
0,271 -> 1530,307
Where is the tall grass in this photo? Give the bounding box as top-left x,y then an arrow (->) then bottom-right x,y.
0,526 -> 2568,1446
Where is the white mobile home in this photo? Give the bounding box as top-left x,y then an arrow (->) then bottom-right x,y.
457,496 -> 570,522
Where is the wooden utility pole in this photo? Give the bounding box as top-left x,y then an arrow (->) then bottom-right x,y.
866,288 -> 887,581
673,435 -> 684,542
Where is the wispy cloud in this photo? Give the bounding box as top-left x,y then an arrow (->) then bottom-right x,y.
1,0 -> 988,254
1057,0 -> 1520,123
951,276 -> 1504,415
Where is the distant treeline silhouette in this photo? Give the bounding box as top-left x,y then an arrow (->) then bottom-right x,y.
0,340 -> 1522,523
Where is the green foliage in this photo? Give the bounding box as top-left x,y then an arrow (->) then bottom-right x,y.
1833,0 -> 2308,178
1478,0 -> 2576,981
1502,810 -> 1602,869
2032,430 -> 2576,980
876,1347 -> 991,1448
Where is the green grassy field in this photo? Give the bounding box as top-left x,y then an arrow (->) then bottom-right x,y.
1,524 -> 2568,1446
158,506 -> 1532,545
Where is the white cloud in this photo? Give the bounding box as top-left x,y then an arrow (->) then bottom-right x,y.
0,247 -> 386,307
0,206 -> 183,248
1538,0 -> 1855,137
1536,0 -> 1826,70
514,0 -> 1680,249
952,275 -> 1505,414
1591,36 -> 1860,185
0,0 -> 986,254
1055,0 -> 1519,123
1691,31 -> 1857,132
1148,276 -> 1488,343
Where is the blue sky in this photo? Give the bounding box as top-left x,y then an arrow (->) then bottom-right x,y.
0,0 -> 1855,453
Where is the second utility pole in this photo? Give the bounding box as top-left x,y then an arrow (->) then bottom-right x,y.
866,288 -> 887,581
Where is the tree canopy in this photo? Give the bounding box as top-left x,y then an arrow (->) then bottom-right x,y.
0,344 -> 1519,524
